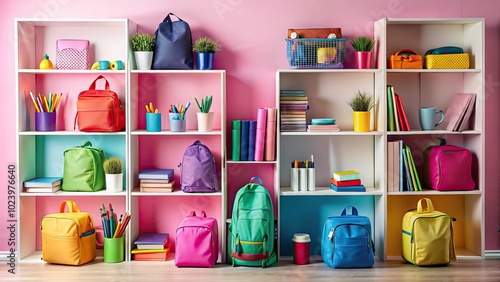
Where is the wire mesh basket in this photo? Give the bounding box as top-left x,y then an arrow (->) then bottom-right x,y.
286,38 -> 346,69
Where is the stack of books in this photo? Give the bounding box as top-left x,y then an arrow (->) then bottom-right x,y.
307,118 -> 340,132
131,233 -> 170,261
23,177 -> 62,193
138,168 -> 175,192
280,89 -> 309,132
330,170 -> 366,192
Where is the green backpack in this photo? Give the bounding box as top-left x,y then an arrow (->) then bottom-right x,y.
228,177 -> 277,267
62,141 -> 105,192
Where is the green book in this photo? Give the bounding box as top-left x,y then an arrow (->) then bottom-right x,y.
232,120 -> 241,161
387,85 -> 395,131
406,145 -> 422,191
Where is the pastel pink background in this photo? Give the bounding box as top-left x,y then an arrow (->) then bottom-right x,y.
1,0 -> 499,252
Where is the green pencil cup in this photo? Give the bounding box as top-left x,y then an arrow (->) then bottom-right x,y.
104,236 -> 124,263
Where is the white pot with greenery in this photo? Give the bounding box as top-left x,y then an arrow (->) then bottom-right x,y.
131,33 -> 155,70
195,95 -> 214,132
350,36 -> 375,69
103,157 -> 123,193
192,37 -> 221,70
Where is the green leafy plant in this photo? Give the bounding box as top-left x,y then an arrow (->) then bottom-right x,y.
103,157 -> 122,174
130,33 -> 156,52
347,90 -> 375,112
195,95 -> 213,113
192,36 -> 221,53
350,36 -> 375,52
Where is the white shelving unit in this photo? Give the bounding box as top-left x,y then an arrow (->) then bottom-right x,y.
275,18 -> 484,262
15,18 -> 135,260
375,18 -> 485,260
127,70 -> 226,262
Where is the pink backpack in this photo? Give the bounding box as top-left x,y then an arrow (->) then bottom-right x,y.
175,211 -> 219,267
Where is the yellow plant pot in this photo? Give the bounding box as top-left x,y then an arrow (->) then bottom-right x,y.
353,111 -> 371,132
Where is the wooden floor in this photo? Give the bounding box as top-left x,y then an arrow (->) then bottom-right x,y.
1,258 -> 499,281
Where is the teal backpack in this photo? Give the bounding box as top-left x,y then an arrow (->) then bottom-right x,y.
228,177 -> 277,267
62,141 -> 105,192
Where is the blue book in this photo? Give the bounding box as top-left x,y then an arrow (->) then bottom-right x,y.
330,184 -> 366,192
24,177 -> 62,188
240,120 -> 249,161
138,169 -> 174,180
248,120 -> 257,161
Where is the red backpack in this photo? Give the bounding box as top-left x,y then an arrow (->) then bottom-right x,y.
74,75 -> 125,132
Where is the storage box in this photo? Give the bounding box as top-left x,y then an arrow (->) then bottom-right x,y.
56,39 -> 90,70
286,38 -> 345,69
388,49 -> 422,69
425,53 -> 469,69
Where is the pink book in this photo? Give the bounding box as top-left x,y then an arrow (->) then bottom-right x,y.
441,93 -> 475,131
264,108 -> 277,161
254,108 -> 267,161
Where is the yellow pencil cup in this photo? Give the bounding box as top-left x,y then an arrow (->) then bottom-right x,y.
104,236 -> 124,263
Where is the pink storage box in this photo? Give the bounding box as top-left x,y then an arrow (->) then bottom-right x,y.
175,211 -> 218,267
56,39 -> 90,70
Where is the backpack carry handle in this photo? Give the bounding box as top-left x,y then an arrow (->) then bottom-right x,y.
341,206 -> 358,216
60,200 -> 81,213
249,177 -> 263,185
88,75 -> 110,91
162,13 -> 184,23
417,198 -> 435,213
188,211 -> 207,217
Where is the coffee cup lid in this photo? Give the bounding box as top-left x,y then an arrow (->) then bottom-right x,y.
292,233 -> 311,243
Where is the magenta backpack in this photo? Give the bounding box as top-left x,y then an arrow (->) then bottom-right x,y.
175,211 -> 219,267
180,140 -> 219,192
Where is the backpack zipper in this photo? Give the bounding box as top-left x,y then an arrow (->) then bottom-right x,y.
330,223 -> 372,261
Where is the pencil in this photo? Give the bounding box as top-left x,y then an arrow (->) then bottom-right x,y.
53,94 -> 62,111
29,91 -> 40,113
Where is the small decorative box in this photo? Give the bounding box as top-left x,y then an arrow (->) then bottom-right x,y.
56,39 -> 90,70
425,53 -> 470,69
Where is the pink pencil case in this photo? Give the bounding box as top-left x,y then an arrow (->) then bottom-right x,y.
56,39 -> 90,70
422,144 -> 475,191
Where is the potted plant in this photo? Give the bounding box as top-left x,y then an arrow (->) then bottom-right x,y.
130,33 -> 155,70
103,157 -> 123,193
347,90 -> 375,132
192,36 -> 221,70
195,95 -> 214,132
350,36 -> 375,69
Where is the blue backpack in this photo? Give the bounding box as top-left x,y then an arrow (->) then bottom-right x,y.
180,140 -> 219,192
227,177 -> 277,267
321,206 -> 375,268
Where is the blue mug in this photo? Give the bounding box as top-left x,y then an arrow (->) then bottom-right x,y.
419,107 -> 444,130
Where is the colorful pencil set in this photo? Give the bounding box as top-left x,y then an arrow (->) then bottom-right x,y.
30,91 -> 62,113
100,203 -> 131,239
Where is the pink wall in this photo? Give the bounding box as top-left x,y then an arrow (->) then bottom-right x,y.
1,0 -> 499,251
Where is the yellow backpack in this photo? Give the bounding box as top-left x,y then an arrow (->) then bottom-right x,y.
402,198 -> 456,266
41,200 -> 96,265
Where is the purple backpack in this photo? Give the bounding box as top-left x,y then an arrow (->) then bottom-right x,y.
180,140 -> 219,192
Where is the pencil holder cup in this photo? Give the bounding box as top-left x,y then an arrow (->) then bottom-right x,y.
104,236 -> 124,263
169,113 -> 186,132
35,112 -> 56,131
146,113 -> 161,132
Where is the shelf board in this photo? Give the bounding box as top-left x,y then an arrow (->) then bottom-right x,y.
280,186 -> 383,196
387,130 -> 481,135
20,190 -> 127,197
17,69 -> 126,74
277,69 -> 382,74
19,131 -> 127,136
281,131 -> 383,136
131,187 -> 222,196
15,18 -> 129,27
131,130 -> 222,136
385,18 -> 484,25
386,69 -> 481,73
226,160 -> 277,164
388,189 -> 482,196
130,70 -> 225,74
